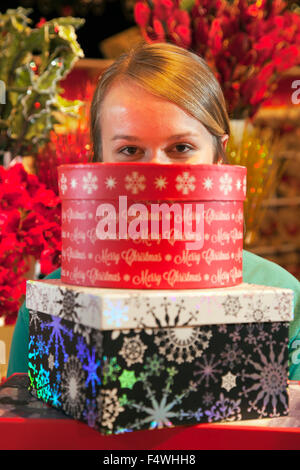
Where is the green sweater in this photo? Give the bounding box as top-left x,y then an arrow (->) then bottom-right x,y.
7,250 -> 300,379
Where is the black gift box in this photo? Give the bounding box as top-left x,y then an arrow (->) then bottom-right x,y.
27,280 -> 293,434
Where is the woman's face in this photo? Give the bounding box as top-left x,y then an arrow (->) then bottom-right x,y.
100,80 -> 228,164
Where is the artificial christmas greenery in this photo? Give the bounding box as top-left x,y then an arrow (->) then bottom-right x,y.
0,7 -> 84,159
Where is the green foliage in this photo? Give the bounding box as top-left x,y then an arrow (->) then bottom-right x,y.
0,7 -> 84,157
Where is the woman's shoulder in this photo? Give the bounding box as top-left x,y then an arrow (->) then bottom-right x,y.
243,249 -> 300,293
43,267 -> 61,280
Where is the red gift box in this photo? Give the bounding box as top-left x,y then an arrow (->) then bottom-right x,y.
58,162 -> 246,289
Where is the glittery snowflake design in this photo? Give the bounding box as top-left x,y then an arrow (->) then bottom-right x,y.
59,173 -> 67,194
98,388 -> 125,431
102,356 -> 122,385
274,292 -> 293,320
48,353 -> 55,370
29,309 -> 41,330
83,399 -> 98,428
244,323 -> 269,346
154,175 -> 168,191
144,353 -> 164,376
61,355 -> 86,419
222,295 -> 242,318
105,176 -> 117,190
221,372 -> 237,392
154,326 -> 212,364
245,297 -> 270,322
135,296 -> 198,330
103,299 -> 129,328
239,339 -> 289,418
35,364 -> 51,402
220,343 -> 244,369
83,172 -> 98,194
124,171 -> 146,194
175,171 -> 196,195
119,335 -> 147,367
219,173 -> 233,195
56,288 -> 82,323
194,353 -> 223,387
82,347 -> 101,396
205,393 -> 242,422
41,315 -> 73,367
124,365 -> 196,431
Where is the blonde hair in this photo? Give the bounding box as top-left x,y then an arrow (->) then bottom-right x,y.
91,42 -> 230,163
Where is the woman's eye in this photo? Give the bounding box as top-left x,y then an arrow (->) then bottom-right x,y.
170,144 -> 194,154
119,146 -> 139,156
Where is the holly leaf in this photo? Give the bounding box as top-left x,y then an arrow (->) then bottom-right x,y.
53,94 -> 83,116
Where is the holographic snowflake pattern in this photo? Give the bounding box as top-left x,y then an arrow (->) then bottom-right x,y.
41,315 -> 73,366
239,336 -> 289,418
103,299 -> 129,327
28,309 -> 289,434
124,361 -> 196,431
154,326 -> 212,364
61,355 -> 86,419
205,393 -> 241,422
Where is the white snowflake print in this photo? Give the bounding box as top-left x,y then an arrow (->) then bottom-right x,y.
59,173 -> 68,194
221,372 -> 237,392
119,335 -> 147,367
202,177 -> 213,190
245,297 -> 270,322
154,175 -> 168,191
219,173 -> 232,195
98,388 -> 124,431
274,292 -> 293,320
175,171 -> 196,195
124,171 -> 146,194
222,295 -> 242,317
61,356 -> 86,419
105,176 -> 117,190
243,176 -> 247,196
154,327 -> 212,364
236,179 -> 241,191
83,172 -> 98,194
70,178 -> 77,189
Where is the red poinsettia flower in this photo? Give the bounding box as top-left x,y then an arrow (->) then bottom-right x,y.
134,0 -> 300,118
0,163 -> 62,323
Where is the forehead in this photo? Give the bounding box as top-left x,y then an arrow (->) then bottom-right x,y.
99,79 -> 210,138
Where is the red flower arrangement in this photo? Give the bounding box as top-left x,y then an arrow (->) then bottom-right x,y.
134,0 -> 300,118
0,164 -> 61,324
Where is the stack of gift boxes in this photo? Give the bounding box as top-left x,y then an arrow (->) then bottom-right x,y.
26,163 -> 294,434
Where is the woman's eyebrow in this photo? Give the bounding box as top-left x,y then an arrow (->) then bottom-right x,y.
111,135 -> 141,141
111,132 -> 199,141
